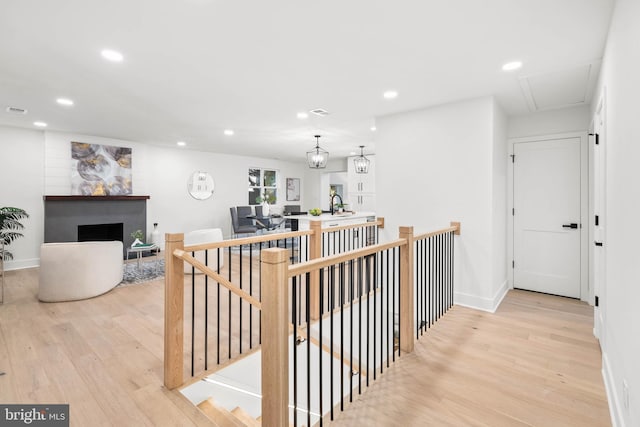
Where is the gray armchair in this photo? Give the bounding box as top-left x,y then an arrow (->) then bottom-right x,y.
230,206 -> 257,238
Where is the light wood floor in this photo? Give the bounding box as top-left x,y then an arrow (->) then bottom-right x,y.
1,268 -> 610,426
329,290 -> 611,427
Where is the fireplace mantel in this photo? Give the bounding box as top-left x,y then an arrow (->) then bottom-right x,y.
43,195 -> 150,201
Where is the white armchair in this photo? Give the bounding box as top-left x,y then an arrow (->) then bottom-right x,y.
183,228 -> 224,274
39,241 -> 124,302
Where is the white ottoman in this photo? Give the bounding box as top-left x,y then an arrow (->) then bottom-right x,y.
39,241 -> 124,302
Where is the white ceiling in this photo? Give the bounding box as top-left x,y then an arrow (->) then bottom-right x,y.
0,0 -> 614,161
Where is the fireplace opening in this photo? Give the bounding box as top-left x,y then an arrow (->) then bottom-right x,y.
78,223 -> 124,242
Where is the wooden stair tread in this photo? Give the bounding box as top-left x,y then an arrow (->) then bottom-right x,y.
197,397 -> 246,427
231,406 -> 260,427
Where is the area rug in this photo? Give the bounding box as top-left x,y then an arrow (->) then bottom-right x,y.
119,259 -> 165,286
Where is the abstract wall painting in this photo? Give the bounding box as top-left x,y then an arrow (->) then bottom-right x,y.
286,177 -> 300,201
70,142 -> 132,196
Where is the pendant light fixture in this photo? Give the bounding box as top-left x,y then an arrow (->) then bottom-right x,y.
307,135 -> 329,169
353,145 -> 370,174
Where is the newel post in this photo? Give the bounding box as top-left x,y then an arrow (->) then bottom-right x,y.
451,221 -> 461,235
398,226 -> 415,354
261,248 -> 289,427
164,233 -> 185,389
309,220 -> 322,320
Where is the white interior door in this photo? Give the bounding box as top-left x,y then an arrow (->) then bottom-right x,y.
513,138 -> 582,298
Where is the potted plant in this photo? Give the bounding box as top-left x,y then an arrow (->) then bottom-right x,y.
131,229 -> 144,247
0,207 -> 29,261
255,192 -> 276,216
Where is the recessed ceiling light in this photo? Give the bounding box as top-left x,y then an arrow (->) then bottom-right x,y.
33,121 -> 47,127
224,129 -> 234,136
349,151 -> 357,155
383,90 -> 398,99
176,141 -> 186,147
370,126 -> 377,131
297,112 -> 308,119
56,98 -> 74,106
502,61 -> 522,71
101,49 -> 124,62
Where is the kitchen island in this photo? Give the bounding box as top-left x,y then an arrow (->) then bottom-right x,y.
284,211 -> 377,258
287,211 -> 376,231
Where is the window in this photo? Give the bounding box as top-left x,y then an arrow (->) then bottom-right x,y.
248,168 -> 278,205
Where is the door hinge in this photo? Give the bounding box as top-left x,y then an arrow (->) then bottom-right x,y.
589,132 -> 600,145
512,260 -> 515,268
595,295 -> 599,307
595,215 -> 599,226
512,208 -> 515,216
595,241 -> 603,247
510,154 -> 515,163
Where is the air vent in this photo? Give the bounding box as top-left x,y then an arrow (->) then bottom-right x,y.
309,108 -> 329,117
6,106 -> 27,114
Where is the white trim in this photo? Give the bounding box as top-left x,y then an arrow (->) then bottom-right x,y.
507,131 -> 590,301
4,258 -> 39,271
454,280 -> 508,313
602,352 -> 625,427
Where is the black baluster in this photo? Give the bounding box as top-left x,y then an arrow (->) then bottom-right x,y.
239,244 -> 243,355
319,268 -> 324,426
293,275 -> 298,427
205,249 -> 209,371
191,251 -> 195,376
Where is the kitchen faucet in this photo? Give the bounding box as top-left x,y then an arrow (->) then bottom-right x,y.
330,193 -> 343,215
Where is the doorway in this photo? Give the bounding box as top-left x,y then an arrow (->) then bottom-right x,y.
510,133 -> 589,300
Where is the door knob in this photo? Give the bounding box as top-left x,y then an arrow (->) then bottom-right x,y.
562,223 -> 579,229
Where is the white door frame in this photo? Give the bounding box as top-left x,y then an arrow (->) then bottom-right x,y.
507,131 -> 590,302
590,92 -> 606,340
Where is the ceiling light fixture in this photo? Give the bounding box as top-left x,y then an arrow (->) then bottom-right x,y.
297,112 -> 308,119
307,135 -> 329,169
370,126 -> 377,132
33,121 -> 47,127
224,129 -> 234,136
353,145 -> 370,174
101,49 -> 124,62
383,90 -> 398,99
177,141 -> 186,147
56,98 -> 74,106
502,61 -> 522,71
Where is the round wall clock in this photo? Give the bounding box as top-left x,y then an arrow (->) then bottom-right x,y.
187,171 -> 215,200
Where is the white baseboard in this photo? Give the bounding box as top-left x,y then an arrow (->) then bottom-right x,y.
454,280 -> 509,313
3,258 -> 40,271
602,351 -> 625,427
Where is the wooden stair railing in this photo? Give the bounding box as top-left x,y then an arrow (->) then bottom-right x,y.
166,219 -> 460,426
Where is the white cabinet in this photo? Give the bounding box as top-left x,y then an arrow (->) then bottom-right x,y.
347,154 -> 376,211
352,193 -> 376,211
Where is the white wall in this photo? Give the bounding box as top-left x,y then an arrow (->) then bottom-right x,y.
3,127 -> 308,268
491,102 -> 508,303
376,96 -> 507,311
593,0 -> 640,425
508,105 -> 591,139
0,126 -> 45,269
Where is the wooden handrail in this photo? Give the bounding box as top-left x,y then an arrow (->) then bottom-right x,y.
287,238 -> 406,278
413,222 -> 460,241
184,229 -> 313,252
319,218 -> 383,234
174,249 -> 262,309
